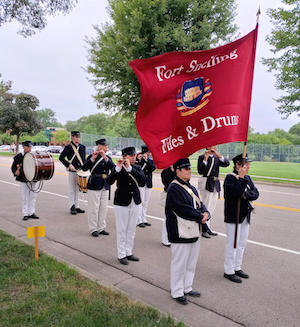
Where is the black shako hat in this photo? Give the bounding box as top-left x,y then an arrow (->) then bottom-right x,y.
173,158 -> 191,170
96,138 -> 107,145
232,153 -> 252,164
22,140 -> 33,147
122,146 -> 136,156
71,131 -> 80,137
141,145 -> 149,154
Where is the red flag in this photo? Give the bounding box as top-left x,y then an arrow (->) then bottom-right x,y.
130,26 -> 258,169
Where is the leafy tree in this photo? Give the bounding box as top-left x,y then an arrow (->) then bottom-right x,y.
0,133 -> 14,145
36,108 -> 62,128
263,1 -> 300,117
289,122 -> 300,136
0,0 -> 78,36
87,0 -> 237,114
0,74 -> 12,99
53,130 -> 69,143
0,92 -> 43,152
65,113 -> 109,135
105,113 -> 139,138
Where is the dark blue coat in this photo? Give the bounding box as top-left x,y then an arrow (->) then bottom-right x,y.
59,142 -> 86,170
11,153 -> 26,182
136,157 -> 156,188
166,177 -> 209,243
161,167 -> 176,192
107,165 -> 146,206
223,172 -> 259,224
82,154 -> 115,190
198,154 -> 230,192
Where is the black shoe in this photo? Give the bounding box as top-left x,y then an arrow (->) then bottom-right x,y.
224,273 -> 242,283
137,223 -> 146,227
91,231 -> 99,237
201,232 -> 211,238
23,216 -> 29,221
70,205 -> 77,215
235,270 -> 249,279
144,222 -> 151,226
174,296 -> 188,305
127,255 -> 139,261
118,257 -> 129,265
162,243 -> 171,247
99,230 -> 109,235
184,290 -> 201,297
76,208 -> 85,213
207,230 -> 218,236
29,213 -> 39,219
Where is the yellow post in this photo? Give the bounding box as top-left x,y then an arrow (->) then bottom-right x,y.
27,226 -> 45,261
34,226 -> 39,261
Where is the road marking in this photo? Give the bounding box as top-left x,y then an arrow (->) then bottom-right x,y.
1,179 -> 299,256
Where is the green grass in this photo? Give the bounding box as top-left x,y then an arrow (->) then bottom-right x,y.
189,159 -> 300,184
0,230 -> 185,327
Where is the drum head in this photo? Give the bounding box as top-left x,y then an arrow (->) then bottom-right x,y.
23,153 -> 35,182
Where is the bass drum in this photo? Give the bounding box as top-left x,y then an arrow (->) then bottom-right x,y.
23,152 -> 55,182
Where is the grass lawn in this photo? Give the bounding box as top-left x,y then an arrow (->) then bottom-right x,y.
0,230 -> 184,327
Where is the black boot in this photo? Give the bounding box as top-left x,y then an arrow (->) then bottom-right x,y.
70,205 -> 77,215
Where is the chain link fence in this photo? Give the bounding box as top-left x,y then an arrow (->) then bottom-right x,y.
80,133 -> 300,162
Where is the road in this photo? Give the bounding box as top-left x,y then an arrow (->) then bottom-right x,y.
0,155 -> 299,327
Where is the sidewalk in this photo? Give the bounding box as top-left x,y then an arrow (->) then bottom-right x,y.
0,216 -> 240,327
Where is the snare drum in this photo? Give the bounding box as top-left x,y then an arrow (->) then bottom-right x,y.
23,152 -> 54,182
77,169 -> 90,193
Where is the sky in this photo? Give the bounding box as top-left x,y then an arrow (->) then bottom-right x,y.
0,0 -> 298,134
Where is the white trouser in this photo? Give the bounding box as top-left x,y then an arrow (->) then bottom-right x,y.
200,189 -> 218,228
170,239 -> 200,298
20,182 -> 37,216
224,219 -> 250,275
87,189 -> 109,234
114,199 -> 142,259
160,191 -> 170,245
68,171 -> 79,208
137,186 -> 152,224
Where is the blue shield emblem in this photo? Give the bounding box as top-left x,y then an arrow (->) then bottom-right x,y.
181,78 -> 204,109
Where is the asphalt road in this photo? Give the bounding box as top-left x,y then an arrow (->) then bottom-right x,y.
0,155 -> 299,327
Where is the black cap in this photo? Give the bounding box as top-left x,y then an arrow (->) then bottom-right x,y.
71,131 -> 80,137
141,145 -> 149,154
22,140 -> 33,147
122,146 -> 136,156
173,158 -> 191,170
96,138 -> 107,145
232,153 -> 252,164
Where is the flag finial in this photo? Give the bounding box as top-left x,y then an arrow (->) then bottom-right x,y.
256,6 -> 261,24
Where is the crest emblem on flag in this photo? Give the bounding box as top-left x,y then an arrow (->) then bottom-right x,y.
176,77 -> 212,116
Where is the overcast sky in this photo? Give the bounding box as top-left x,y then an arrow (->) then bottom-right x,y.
0,0 -> 298,133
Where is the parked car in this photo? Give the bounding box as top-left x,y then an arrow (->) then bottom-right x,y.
47,145 -> 63,153
0,144 -> 11,151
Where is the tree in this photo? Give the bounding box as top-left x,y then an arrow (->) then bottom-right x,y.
0,0 -> 78,36
263,1 -> 300,117
87,0 -> 237,114
0,73 -> 12,99
54,130 -> 69,143
0,92 -> 43,152
289,122 -> 300,136
36,108 -> 62,128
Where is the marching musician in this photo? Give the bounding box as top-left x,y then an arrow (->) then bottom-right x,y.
166,158 -> 209,305
197,145 -> 230,238
136,145 -> 156,228
59,131 -> 86,215
160,166 -> 176,247
223,154 -> 259,283
11,140 -> 39,221
82,139 -> 115,237
107,146 -> 146,265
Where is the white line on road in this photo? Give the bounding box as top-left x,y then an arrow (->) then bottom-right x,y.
1,179 -> 300,256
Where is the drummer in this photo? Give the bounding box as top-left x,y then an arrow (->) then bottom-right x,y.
11,140 -> 39,221
59,131 -> 86,215
82,139 -> 115,237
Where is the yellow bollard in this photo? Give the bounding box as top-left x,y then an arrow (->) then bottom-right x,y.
27,226 -> 45,261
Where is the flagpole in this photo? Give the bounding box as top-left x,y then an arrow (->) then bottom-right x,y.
256,6 -> 261,24
233,141 -> 247,248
